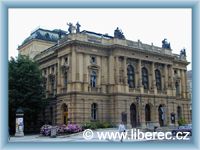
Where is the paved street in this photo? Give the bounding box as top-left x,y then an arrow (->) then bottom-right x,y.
9,128 -> 192,143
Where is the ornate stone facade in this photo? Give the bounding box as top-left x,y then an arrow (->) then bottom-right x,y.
18,27 -> 191,128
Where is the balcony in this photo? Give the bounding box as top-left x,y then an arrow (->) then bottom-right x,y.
88,86 -> 101,93
61,87 -> 67,94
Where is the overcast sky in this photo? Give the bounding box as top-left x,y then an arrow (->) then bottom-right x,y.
9,8 -> 192,70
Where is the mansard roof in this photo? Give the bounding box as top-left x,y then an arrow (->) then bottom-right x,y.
18,28 -> 67,49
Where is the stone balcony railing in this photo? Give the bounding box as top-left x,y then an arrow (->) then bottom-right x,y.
61,87 -> 67,94
34,32 -> 188,63
88,86 -> 102,93
60,33 -> 173,56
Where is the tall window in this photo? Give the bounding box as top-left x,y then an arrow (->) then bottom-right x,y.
127,65 -> 135,88
177,106 -> 182,120
155,69 -> 162,90
62,104 -> 68,125
64,72 -> 68,86
175,81 -> 180,96
50,76 -> 55,94
90,71 -> 97,87
91,103 -> 97,120
145,104 -> 151,121
142,67 -> 149,89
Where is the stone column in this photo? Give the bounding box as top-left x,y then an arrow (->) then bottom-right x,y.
181,70 -> 186,98
108,52 -> 115,93
126,101 -> 131,129
152,62 -> 157,94
140,104 -> 146,128
123,57 -> 128,93
184,70 -> 188,99
83,54 -> 88,92
57,58 -> 61,94
138,59 -> 143,93
47,67 -> 50,94
123,57 -> 127,84
71,47 -> 76,82
108,53 -> 114,84
71,47 -> 76,91
115,56 -> 119,84
178,70 -> 182,96
170,65 -> 175,96
154,105 -> 160,127
164,64 -> 169,94
151,105 -> 157,126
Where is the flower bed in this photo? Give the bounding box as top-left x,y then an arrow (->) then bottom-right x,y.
40,124 -> 82,136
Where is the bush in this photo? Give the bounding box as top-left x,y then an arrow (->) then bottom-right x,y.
82,122 -> 98,129
40,124 -> 52,136
102,122 -> 113,128
82,121 -> 113,129
56,124 -> 67,134
178,117 -> 187,126
40,124 -> 82,136
65,124 -> 82,133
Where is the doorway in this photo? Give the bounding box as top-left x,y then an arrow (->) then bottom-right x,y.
130,103 -> 137,128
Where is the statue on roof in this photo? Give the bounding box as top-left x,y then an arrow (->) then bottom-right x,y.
67,22 -> 76,34
76,22 -> 81,33
114,27 -> 125,39
179,48 -> 186,59
162,38 -> 171,49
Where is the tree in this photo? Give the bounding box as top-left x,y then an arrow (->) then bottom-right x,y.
9,55 -> 47,134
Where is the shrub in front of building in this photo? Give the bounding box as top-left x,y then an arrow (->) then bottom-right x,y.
82,121 -> 113,130
40,124 -> 82,136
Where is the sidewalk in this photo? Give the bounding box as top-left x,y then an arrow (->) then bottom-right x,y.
9,127 -> 179,142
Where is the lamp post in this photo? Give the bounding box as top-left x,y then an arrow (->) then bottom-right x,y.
136,96 -> 141,127
15,107 -> 24,137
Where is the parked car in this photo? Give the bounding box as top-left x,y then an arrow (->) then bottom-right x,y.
171,124 -> 192,136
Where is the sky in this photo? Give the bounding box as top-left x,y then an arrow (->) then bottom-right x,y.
9,8 -> 192,70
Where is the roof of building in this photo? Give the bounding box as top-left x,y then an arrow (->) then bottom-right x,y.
18,28 -> 67,49
81,30 -> 113,39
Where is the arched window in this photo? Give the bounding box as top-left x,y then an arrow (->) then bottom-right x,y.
127,65 -> 135,88
177,106 -> 182,120
90,71 -> 97,87
155,69 -> 162,90
145,104 -> 151,121
91,103 -> 97,120
62,104 -> 68,124
175,81 -> 180,96
142,67 -> 149,89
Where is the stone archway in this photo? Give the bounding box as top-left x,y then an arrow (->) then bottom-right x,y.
145,104 -> 151,122
177,106 -> 182,120
61,104 -> 68,125
158,105 -> 165,127
130,103 -> 137,128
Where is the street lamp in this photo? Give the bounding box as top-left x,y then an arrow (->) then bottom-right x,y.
136,96 -> 141,127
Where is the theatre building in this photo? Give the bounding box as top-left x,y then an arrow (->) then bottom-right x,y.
18,23 -> 191,128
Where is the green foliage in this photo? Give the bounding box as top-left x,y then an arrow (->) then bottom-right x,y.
178,117 -> 187,126
102,121 -> 113,128
9,55 -> 47,134
82,121 -> 113,129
